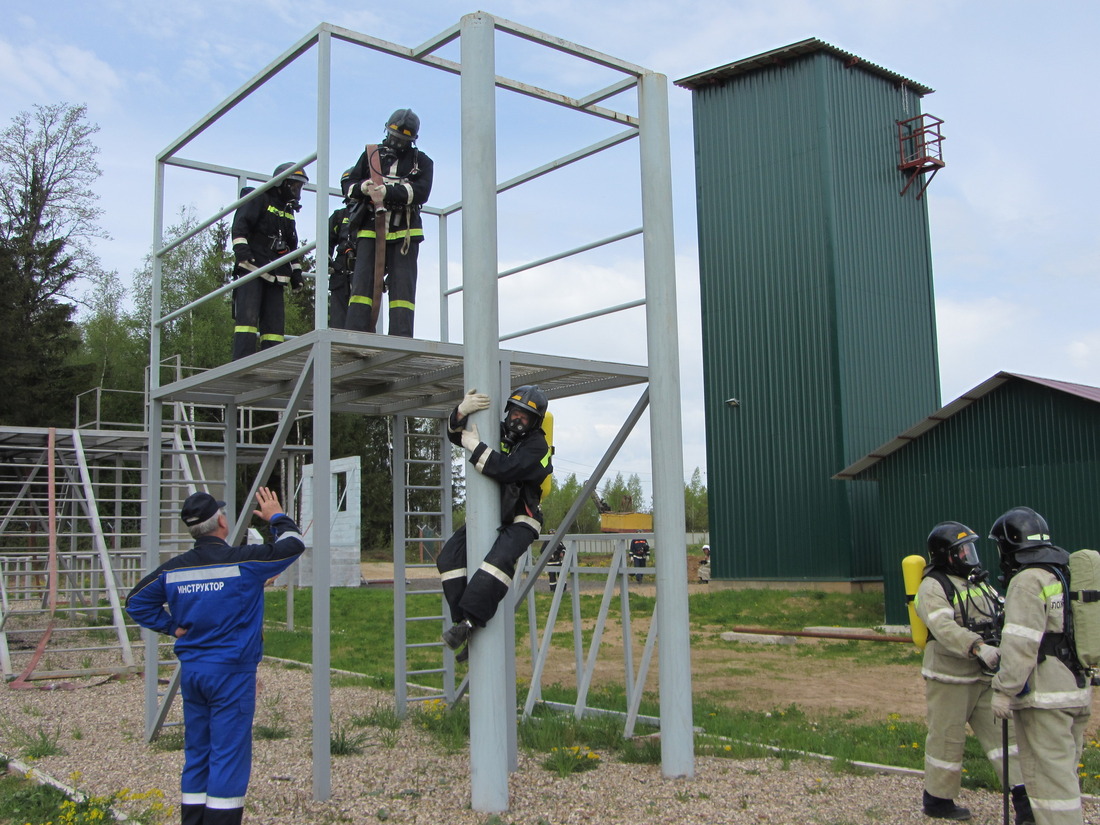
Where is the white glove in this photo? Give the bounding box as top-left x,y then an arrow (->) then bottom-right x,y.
366,183 -> 387,204
975,643 -> 1001,670
990,691 -> 1012,720
460,423 -> 481,452
457,389 -> 491,418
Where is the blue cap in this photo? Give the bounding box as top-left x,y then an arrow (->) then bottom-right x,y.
181,492 -> 225,526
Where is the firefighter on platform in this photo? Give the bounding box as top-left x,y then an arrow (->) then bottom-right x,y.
342,108 -> 433,337
327,169 -> 356,330
990,507 -> 1091,825
230,163 -> 307,361
437,385 -> 552,661
915,521 -> 1032,823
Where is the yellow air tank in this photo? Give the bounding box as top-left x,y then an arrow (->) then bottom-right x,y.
540,411 -> 554,500
902,554 -> 929,650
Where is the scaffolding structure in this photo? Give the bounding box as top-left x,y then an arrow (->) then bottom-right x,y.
147,13 -> 691,812
0,397 -> 294,686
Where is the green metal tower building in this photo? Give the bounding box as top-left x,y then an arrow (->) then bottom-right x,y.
677,39 -> 942,585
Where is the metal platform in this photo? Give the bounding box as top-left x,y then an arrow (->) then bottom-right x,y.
150,328 -> 648,417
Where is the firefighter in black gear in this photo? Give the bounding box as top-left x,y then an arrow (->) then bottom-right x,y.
327,169 -> 356,329
629,538 -> 650,583
230,163 -> 306,361
342,108 -> 433,337
546,540 -> 566,592
437,385 -> 552,660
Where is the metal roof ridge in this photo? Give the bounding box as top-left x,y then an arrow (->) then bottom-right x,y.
674,36 -> 934,95
832,371 -> 1015,480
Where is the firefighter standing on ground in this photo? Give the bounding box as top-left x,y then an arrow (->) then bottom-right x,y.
915,521 -> 1033,823
230,163 -> 307,361
698,544 -> 711,583
436,386 -> 552,659
990,507 -> 1092,825
342,108 -> 433,337
126,488 -> 305,825
629,537 -> 650,583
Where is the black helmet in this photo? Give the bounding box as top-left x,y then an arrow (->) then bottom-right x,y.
273,162 -> 309,202
926,521 -> 982,577
503,384 -> 547,441
989,507 -> 1052,556
382,108 -> 419,154
989,506 -> 1065,582
340,167 -> 355,199
273,162 -> 309,185
385,108 -> 420,141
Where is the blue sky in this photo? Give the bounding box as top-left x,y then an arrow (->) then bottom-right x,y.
4,1 -> 1099,501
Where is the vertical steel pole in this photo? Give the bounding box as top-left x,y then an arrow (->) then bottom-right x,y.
314,31 -> 331,333
224,401 -> 237,521
460,11 -> 509,813
638,70 -> 694,778
144,159 -> 166,740
311,28 -> 333,802
438,213 -> 449,341
393,415 -> 408,715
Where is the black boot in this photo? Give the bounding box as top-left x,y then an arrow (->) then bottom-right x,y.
442,618 -> 473,650
1011,785 -> 1035,825
204,807 -> 244,825
180,803 -> 205,825
922,790 -> 971,820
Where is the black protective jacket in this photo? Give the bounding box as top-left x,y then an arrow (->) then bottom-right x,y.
346,144 -> 433,243
231,187 -> 300,284
328,205 -> 353,272
447,408 -> 551,529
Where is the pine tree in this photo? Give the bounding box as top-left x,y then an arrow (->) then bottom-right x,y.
0,103 -> 105,426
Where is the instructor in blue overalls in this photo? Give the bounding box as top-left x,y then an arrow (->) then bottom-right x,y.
126,488 -> 304,825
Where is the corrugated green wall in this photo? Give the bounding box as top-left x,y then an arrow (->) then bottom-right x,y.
691,51 -> 939,582
867,381 -> 1100,624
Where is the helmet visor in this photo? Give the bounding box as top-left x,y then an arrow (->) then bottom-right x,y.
952,540 -> 981,570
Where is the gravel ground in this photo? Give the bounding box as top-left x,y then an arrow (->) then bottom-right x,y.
2,661 -> 1099,825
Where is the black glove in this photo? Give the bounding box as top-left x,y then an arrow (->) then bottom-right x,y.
290,268 -> 304,291
233,242 -> 257,273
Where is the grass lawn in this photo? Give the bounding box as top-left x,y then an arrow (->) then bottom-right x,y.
260,586 -> 1100,794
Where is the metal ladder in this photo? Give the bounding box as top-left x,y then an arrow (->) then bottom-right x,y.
0,428 -> 138,682
392,414 -> 455,713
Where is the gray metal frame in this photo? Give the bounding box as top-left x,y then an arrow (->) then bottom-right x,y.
146,13 -> 690,810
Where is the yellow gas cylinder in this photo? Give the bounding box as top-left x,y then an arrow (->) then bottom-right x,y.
902,554 -> 929,650
540,410 -> 554,500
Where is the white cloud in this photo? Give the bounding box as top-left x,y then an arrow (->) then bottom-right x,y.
0,38 -> 122,113
936,296 -> 1100,403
